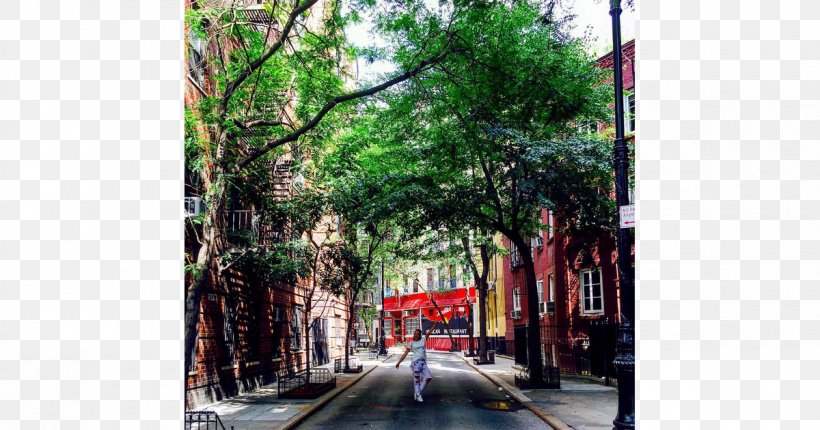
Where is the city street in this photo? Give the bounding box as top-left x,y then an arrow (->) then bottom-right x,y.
297,352 -> 549,429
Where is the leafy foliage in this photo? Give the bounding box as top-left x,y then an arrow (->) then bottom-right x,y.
342,0 -> 616,246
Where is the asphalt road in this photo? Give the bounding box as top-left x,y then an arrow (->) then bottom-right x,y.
297,352 -> 549,429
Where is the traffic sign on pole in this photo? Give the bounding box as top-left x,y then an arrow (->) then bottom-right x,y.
619,205 -> 635,229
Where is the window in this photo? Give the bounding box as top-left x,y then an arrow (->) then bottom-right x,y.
405,317 -> 420,335
577,121 -> 595,135
290,305 -> 303,350
536,280 -> 544,306
187,31 -> 205,87
548,275 -> 555,302
547,211 -> 554,240
510,245 -> 522,268
548,275 -> 555,314
513,288 -> 521,311
272,305 -> 284,358
427,268 -> 434,290
624,92 -> 635,133
393,318 -> 401,337
580,268 -> 604,314
449,265 -> 457,289
412,280 -> 419,294
383,319 -> 392,337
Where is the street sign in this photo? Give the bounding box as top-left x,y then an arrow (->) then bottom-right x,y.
619,205 -> 635,229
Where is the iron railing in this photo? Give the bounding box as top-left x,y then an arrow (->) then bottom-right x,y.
540,321 -> 618,384
227,210 -> 288,246
278,368 -> 336,399
184,411 -> 230,430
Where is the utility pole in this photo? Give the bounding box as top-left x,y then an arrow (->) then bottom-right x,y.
609,1 -> 635,429
378,260 -> 387,355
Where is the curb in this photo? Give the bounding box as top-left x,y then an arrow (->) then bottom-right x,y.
280,354 -> 393,430
455,353 -> 574,430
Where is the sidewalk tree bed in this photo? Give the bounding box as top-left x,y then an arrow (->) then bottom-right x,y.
515,364 -> 561,390
278,368 -> 336,399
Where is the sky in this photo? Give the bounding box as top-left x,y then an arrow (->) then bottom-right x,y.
345,0 -> 636,83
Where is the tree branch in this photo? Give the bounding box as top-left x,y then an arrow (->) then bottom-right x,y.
235,119 -> 293,130
234,41 -> 455,172
221,0 -> 321,111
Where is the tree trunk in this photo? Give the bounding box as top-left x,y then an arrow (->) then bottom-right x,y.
304,298 -> 311,377
184,166 -> 228,386
344,292 -> 356,370
463,236 -> 490,362
466,295 -> 475,355
477,243 -> 490,363
511,234 -> 544,386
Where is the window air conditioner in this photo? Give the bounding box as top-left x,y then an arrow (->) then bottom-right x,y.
184,197 -> 202,217
539,302 -> 547,314
511,310 -> 521,319
547,301 -> 555,313
487,281 -> 495,291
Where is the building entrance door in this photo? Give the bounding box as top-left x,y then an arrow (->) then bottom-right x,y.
514,325 -> 528,366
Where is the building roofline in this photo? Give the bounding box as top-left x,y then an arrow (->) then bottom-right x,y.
596,38 -> 635,63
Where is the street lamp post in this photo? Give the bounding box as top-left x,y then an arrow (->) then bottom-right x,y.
609,1 -> 635,430
378,260 -> 387,355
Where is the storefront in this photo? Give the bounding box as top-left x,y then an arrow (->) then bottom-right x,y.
381,288 -> 477,351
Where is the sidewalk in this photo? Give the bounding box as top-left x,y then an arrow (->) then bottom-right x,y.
456,353 -> 618,430
197,351 -> 399,430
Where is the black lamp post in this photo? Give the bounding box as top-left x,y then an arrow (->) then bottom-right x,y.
609,1 -> 635,429
378,260 -> 387,355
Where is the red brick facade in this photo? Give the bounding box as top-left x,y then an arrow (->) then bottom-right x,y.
185,269 -> 306,409
183,0 -> 351,409
502,40 -> 635,375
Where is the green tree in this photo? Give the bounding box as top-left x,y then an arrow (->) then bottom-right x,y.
183,0 -> 461,376
352,0 -> 615,385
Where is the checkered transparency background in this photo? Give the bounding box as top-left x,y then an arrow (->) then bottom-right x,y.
638,0 -> 820,429
0,1 -> 183,429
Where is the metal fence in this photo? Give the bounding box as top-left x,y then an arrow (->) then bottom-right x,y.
540,321 -> 619,385
278,368 -> 336,399
184,411 -> 230,430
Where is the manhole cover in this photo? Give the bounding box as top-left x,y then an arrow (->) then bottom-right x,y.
473,399 -> 522,412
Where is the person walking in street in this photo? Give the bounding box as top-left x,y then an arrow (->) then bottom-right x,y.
395,320 -> 439,402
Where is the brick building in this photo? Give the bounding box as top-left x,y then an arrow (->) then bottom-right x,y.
184,0 -> 352,409
502,40 -> 635,381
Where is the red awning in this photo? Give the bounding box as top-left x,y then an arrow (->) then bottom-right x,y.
385,296 -> 427,311
432,296 -> 469,306
383,288 -> 476,311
